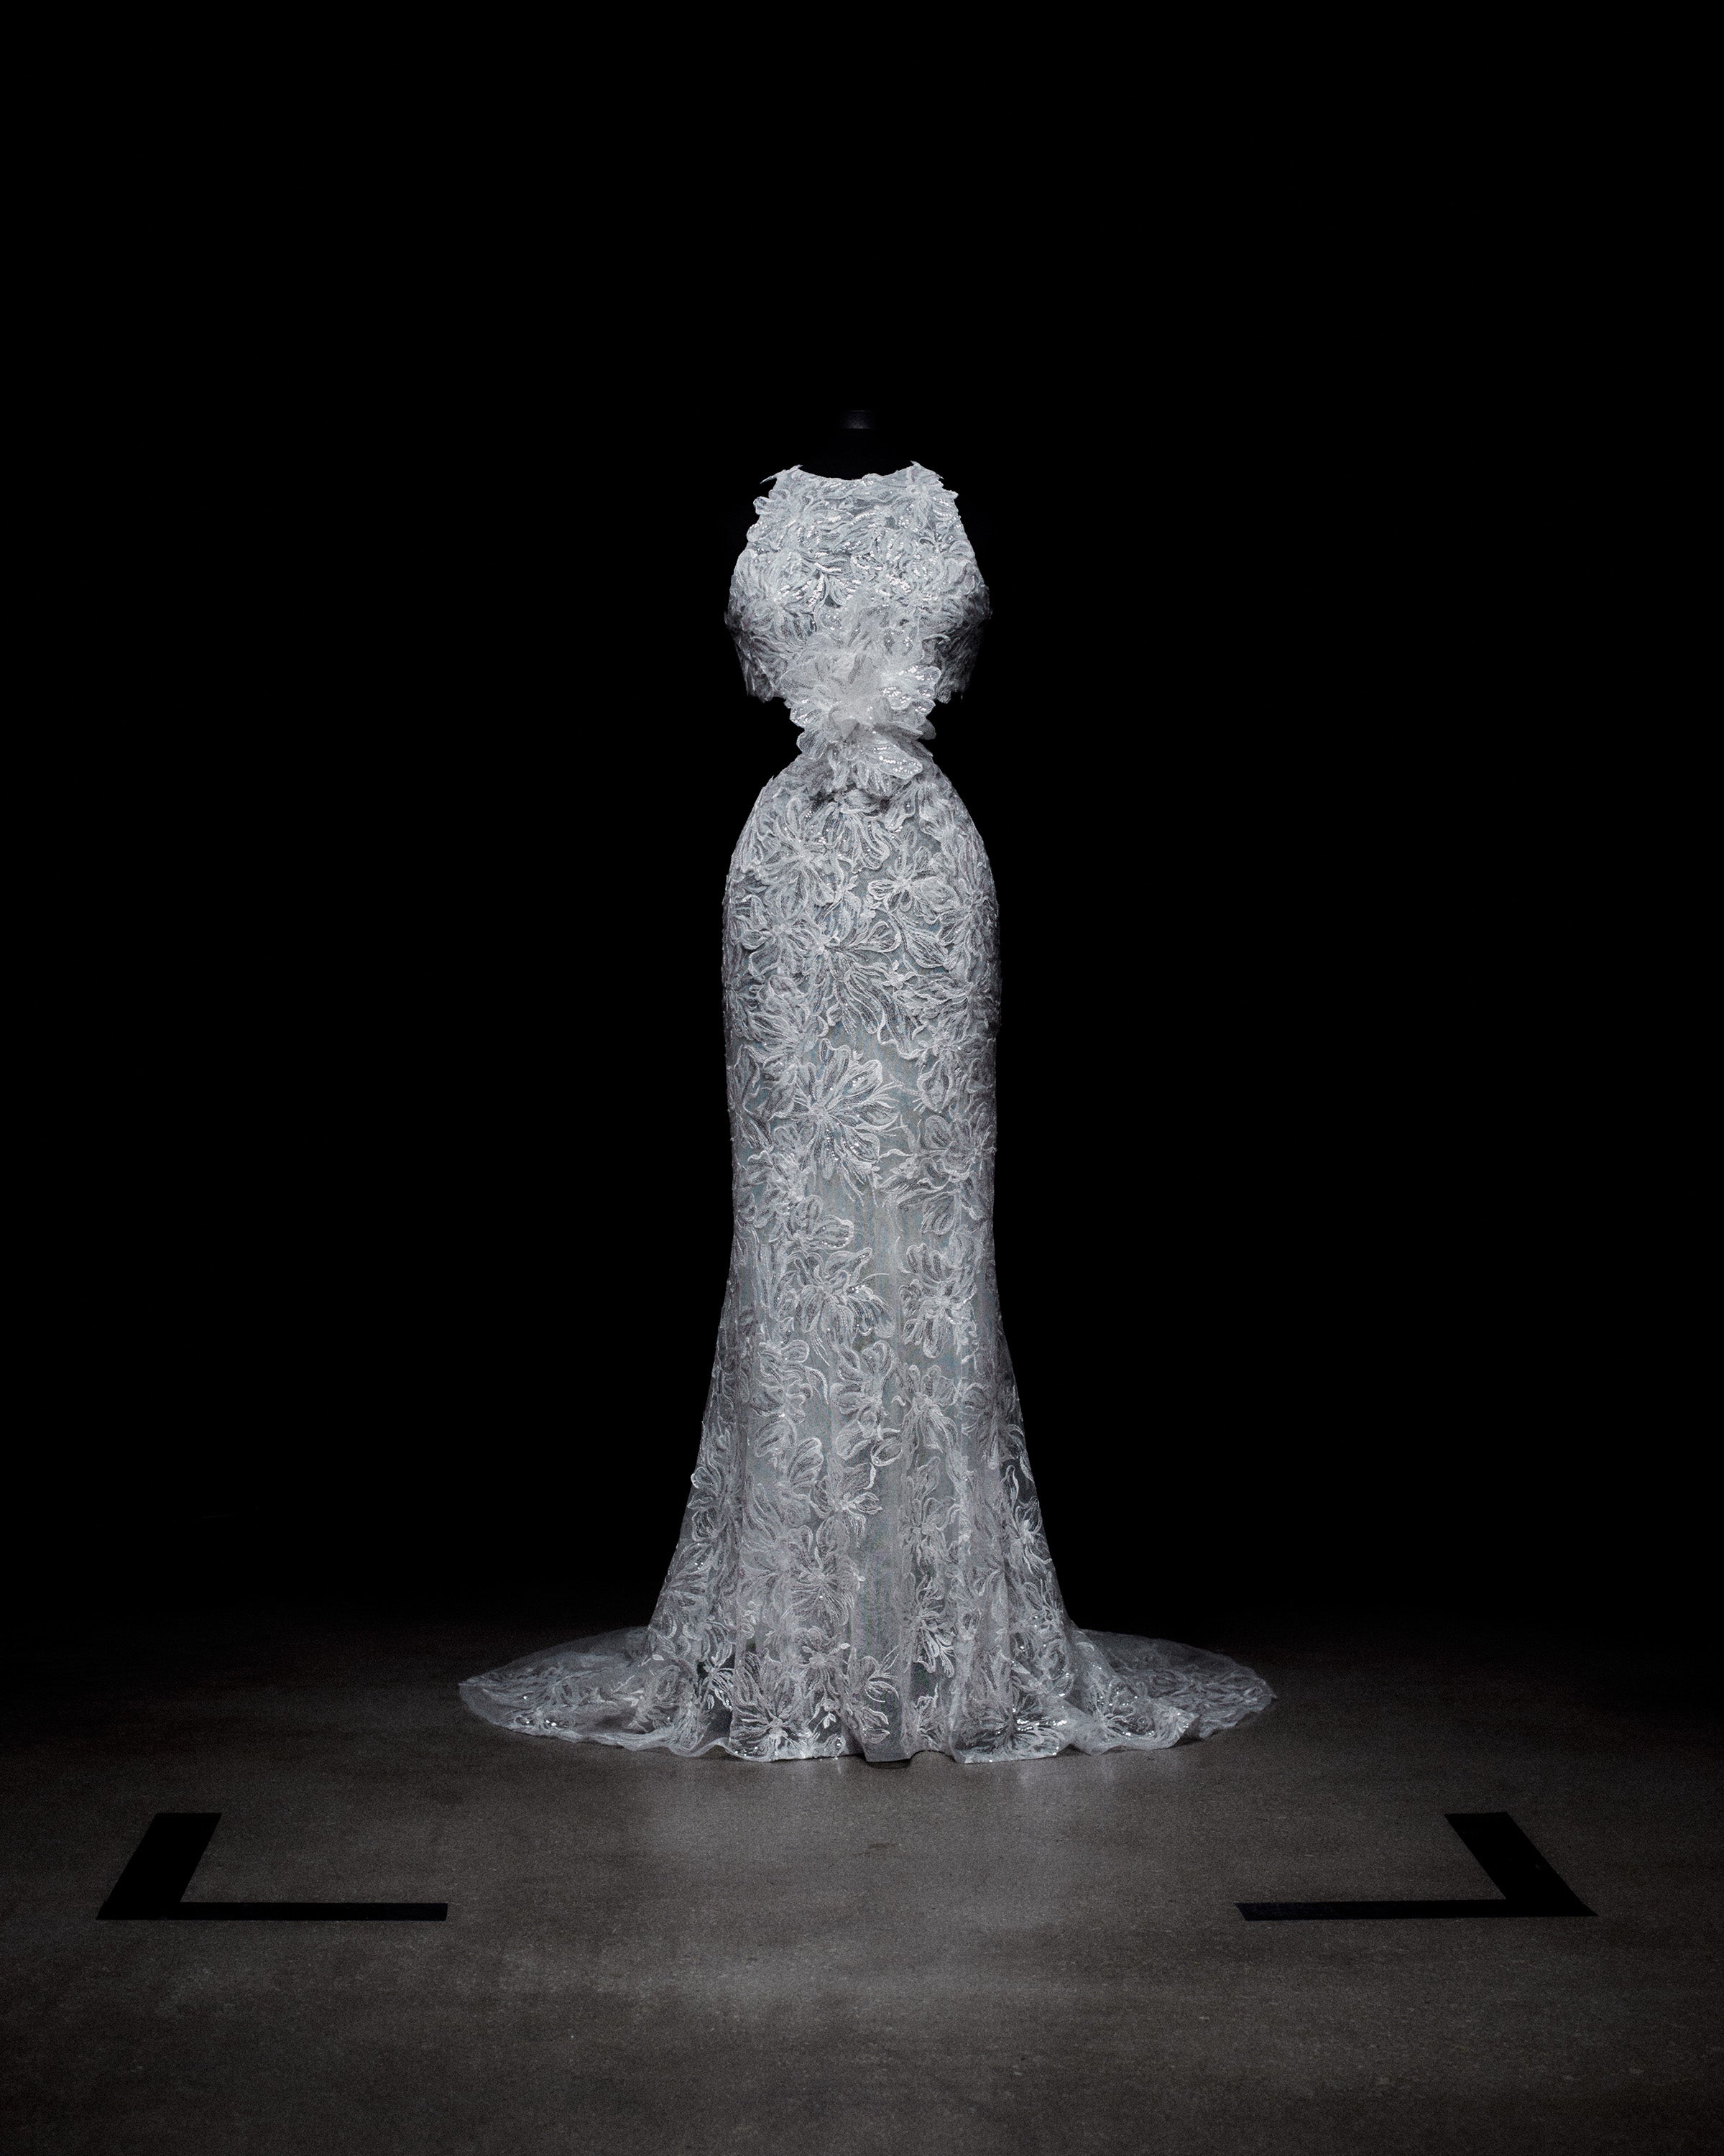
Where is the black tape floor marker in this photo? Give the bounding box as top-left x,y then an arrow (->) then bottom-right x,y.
1238,1812 -> 1595,1921
98,1815 -> 448,1921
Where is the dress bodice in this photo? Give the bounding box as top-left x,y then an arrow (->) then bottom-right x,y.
724,463 -> 991,805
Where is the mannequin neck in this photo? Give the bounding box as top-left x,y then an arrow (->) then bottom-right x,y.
797,410 -> 918,481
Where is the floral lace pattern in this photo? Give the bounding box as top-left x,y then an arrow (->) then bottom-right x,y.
459,464 -> 1273,1761
725,464 -> 989,805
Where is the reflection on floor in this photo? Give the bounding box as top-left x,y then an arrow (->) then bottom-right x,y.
2,1599 -> 1720,2155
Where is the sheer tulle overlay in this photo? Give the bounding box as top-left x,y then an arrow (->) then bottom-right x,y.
460,464 -> 1273,1763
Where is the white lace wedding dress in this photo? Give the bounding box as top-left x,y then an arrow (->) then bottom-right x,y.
460,462 -> 1273,1763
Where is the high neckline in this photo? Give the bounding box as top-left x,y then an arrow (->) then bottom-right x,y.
780,463 -> 930,486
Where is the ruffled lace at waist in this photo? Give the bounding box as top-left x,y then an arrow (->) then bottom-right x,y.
781,607 -> 941,805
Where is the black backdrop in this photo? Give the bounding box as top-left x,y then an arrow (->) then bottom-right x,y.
27,314 -> 1692,1652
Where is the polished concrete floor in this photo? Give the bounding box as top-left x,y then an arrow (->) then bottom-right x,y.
2,1596 -> 1720,2154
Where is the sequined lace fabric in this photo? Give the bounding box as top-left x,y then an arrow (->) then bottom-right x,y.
460,463 -> 1273,1761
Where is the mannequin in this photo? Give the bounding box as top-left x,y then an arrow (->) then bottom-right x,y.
458,415 -> 1277,1762
795,405 -> 922,481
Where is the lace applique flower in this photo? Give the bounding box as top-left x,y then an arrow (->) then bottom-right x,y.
775,603 -> 941,802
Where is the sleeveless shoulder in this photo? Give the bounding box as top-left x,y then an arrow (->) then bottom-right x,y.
724,463 -> 991,808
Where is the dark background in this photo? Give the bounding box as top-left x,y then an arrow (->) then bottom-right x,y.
23,240 -> 1695,1655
